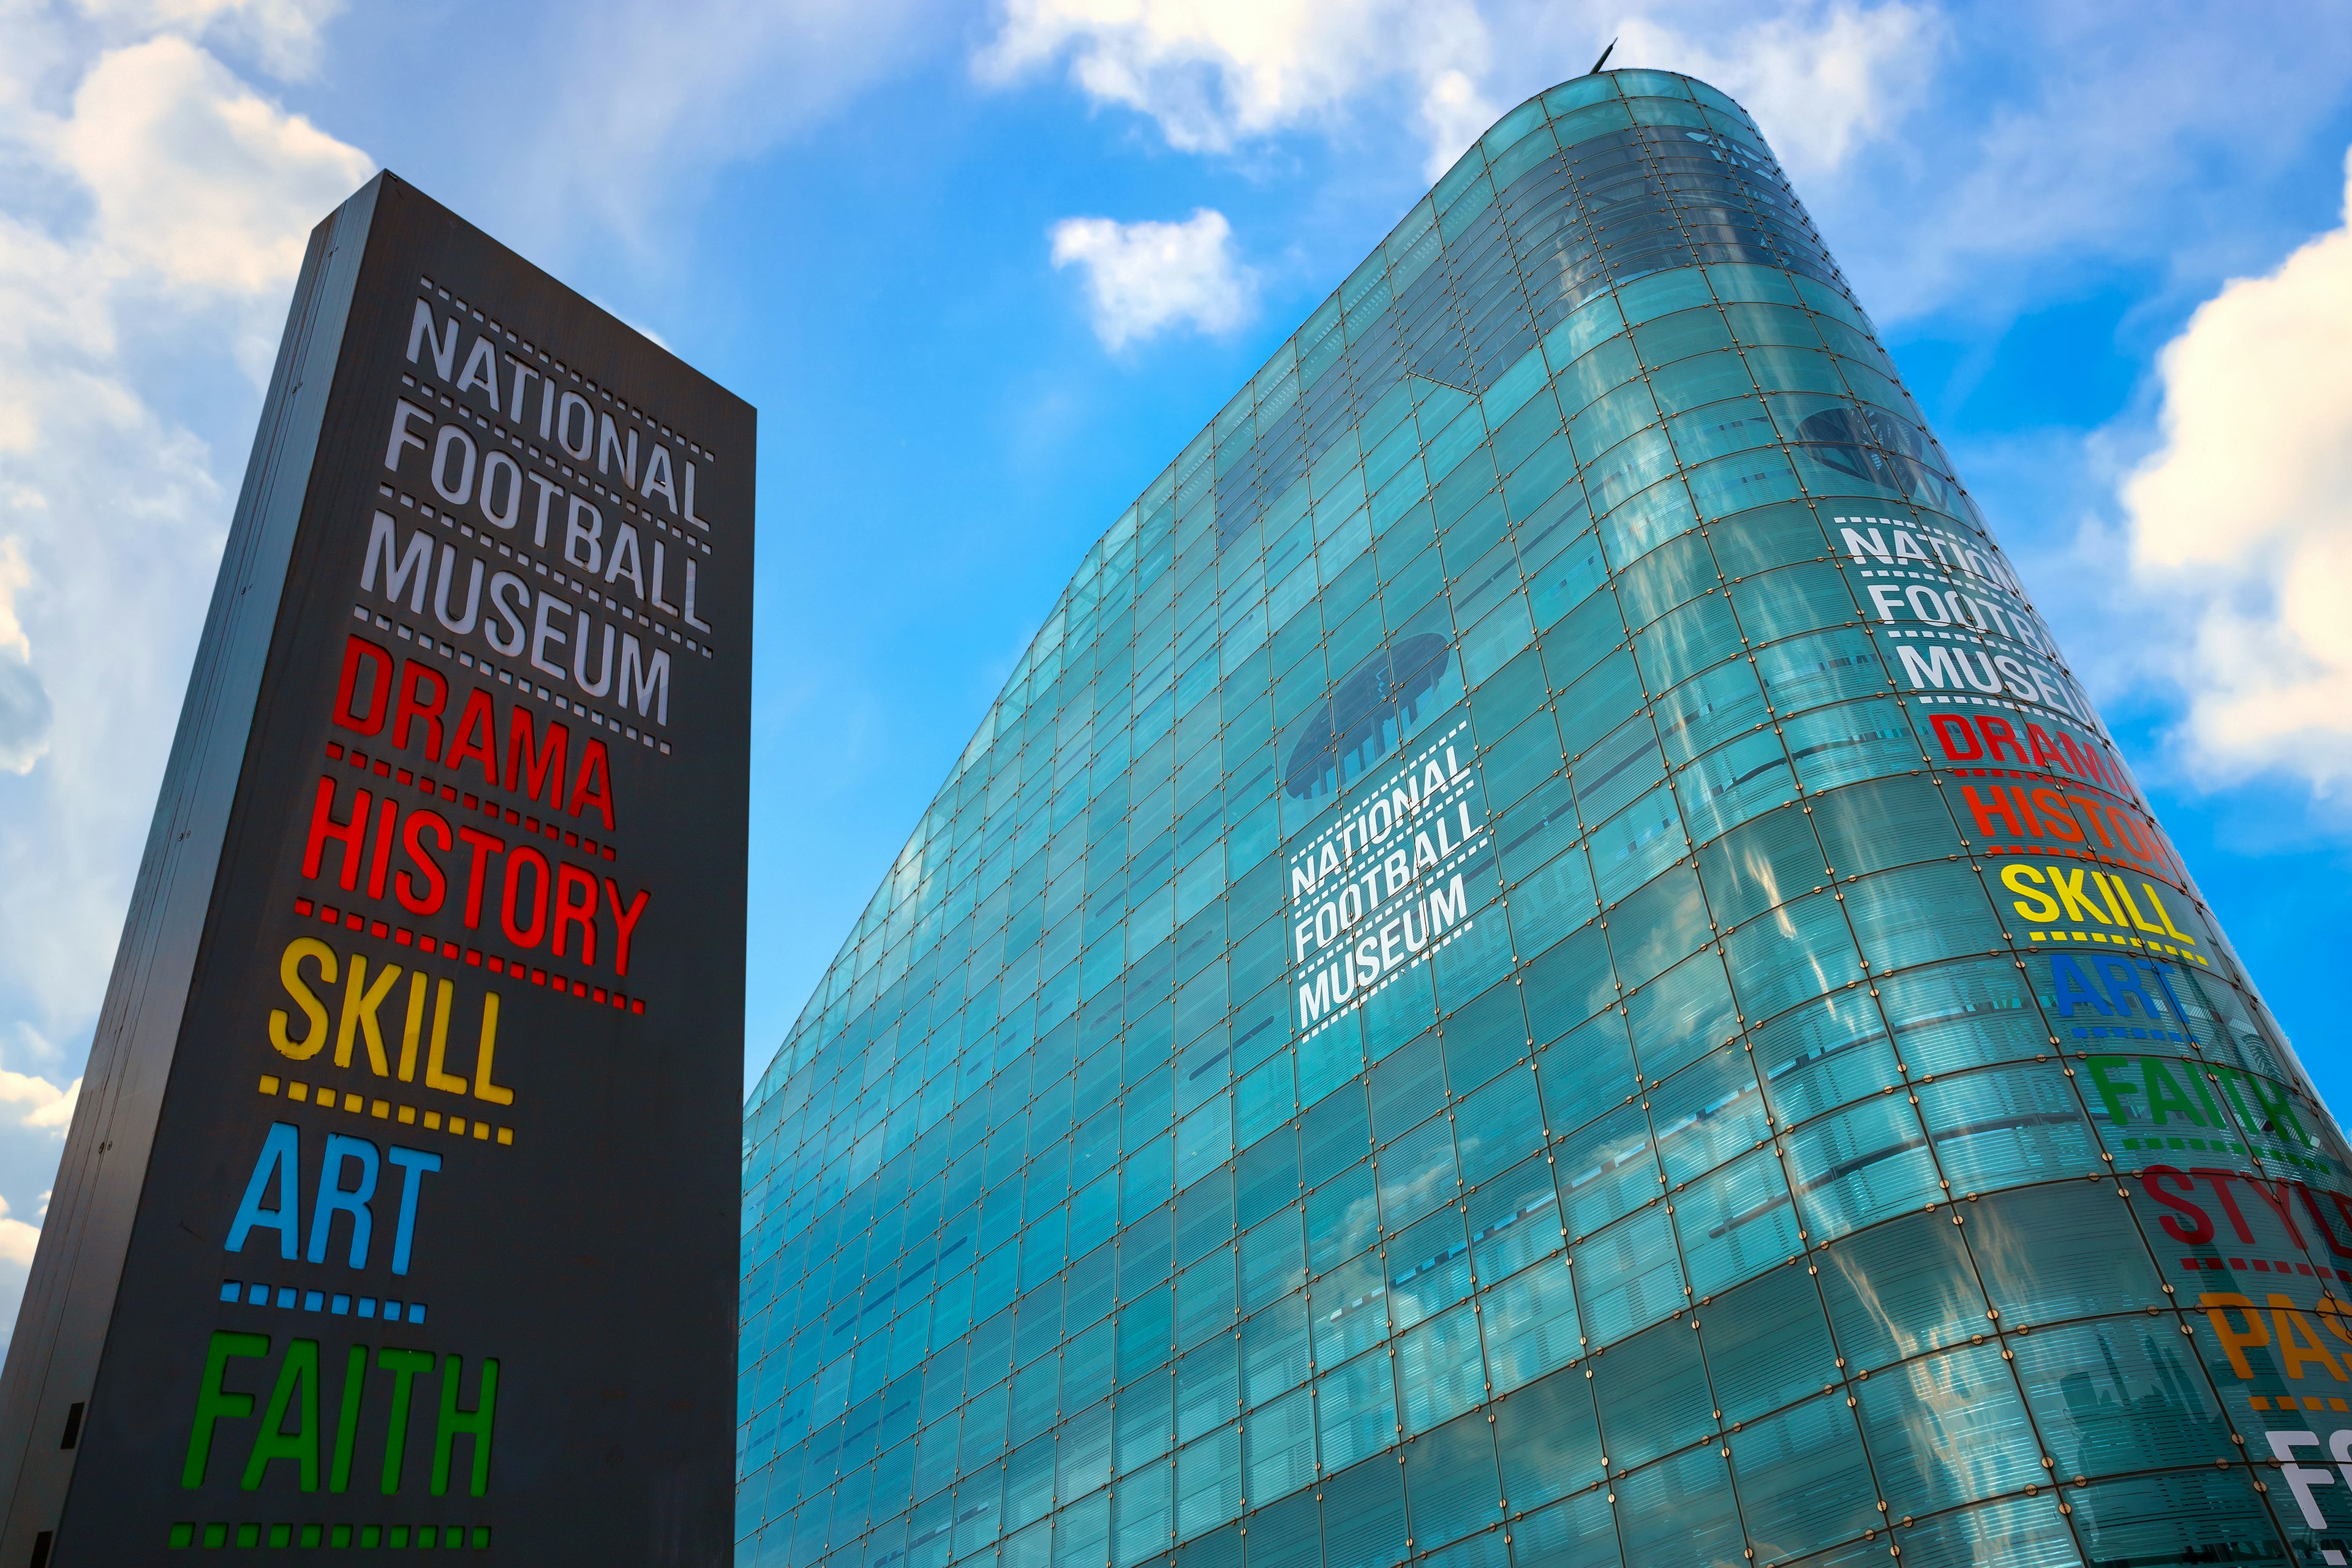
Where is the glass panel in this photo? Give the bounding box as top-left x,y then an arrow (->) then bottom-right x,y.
1396,1298 -> 1485,1432
1479,1255 -> 1579,1395
1878,957 -> 2048,1076
1779,697 -> 1921,792
1723,887 -> 1856,1022
1241,1293 -> 1312,1408
1966,1181 -> 2165,1322
1493,1372 -> 1602,1521
1591,1314 -> 1713,1469
1785,1097 -> 1937,1242
1243,1383 -> 1316,1504
1727,1393 -> 1877,1563
1888,1494 -> 2080,1568
1401,1411 -> 1502,1548
1656,657 -> 1768,767
1816,1208 -> 1987,1370
1853,1341 -> 2041,1516
2011,1314 -> 2233,1474
1316,1353 -> 1400,1474
1321,1452 -> 1409,1568
1650,1044 -> 1768,1185
1700,1262 -> 1839,1423
1389,1205 -> 1473,1330
1918,1061 -> 2098,1196
1574,1205 -> 1684,1346
1675,728 -> 1797,841
1310,1250 -> 1390,1367
1555,1101 -> 1657,1239
2066,1470 -> 2282,1566
1176,1425 -> 1242,1539
1611,1445 -> 1742,1568
1676,1145 -> 1797,1299
1504,1490 -> 1616,1568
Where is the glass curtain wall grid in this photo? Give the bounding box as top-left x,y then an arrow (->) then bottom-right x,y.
737,70 -> 2352,1568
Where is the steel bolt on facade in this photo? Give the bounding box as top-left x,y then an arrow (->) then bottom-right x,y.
737,70 -> 2352,1568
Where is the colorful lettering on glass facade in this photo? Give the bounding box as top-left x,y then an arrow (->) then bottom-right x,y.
737,70 -> 2346,1568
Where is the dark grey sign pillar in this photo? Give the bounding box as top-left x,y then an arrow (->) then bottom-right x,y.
0,173 -> 752,1563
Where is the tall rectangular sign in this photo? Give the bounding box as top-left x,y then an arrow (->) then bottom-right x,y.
0,173 -> 752,1562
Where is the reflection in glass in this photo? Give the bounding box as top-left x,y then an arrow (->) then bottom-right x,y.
737,64 -> 2331,1568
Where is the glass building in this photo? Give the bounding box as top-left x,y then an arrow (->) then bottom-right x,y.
737,70 -> 2352,1568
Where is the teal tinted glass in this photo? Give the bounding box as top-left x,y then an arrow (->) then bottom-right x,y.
739,67 -> 2336,1568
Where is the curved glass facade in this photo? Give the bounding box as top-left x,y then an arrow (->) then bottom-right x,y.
739,70 -> 2352,1568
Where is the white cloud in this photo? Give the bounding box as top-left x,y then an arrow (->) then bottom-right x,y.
499,0 -> 949,251
1050,208 -> 1255,349
978,0 -> 1495,174
976,2 -> 2352,339
74,0 -> 345,80
0,9 -> 365,1353
0,17 -> 372,1051
589,296 -> 673,352
0,1071 -> 77,1134
52,36 -> 371,295
0,539 -> 49,775
0,540 -> 31,665
0,1196 -> 37,1268
2120,146 -> 2352,795
1777,2 -> 2352,325
1417,66 -> 1497,181
1613,2 -> 1940,179
974,0 -> 1955,184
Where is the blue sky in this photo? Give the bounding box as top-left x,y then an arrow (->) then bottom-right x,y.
1,0 -> 2350,1342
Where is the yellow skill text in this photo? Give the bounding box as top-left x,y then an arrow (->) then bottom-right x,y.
1996,861 -> 2207,963
271,937 -> 513,1106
